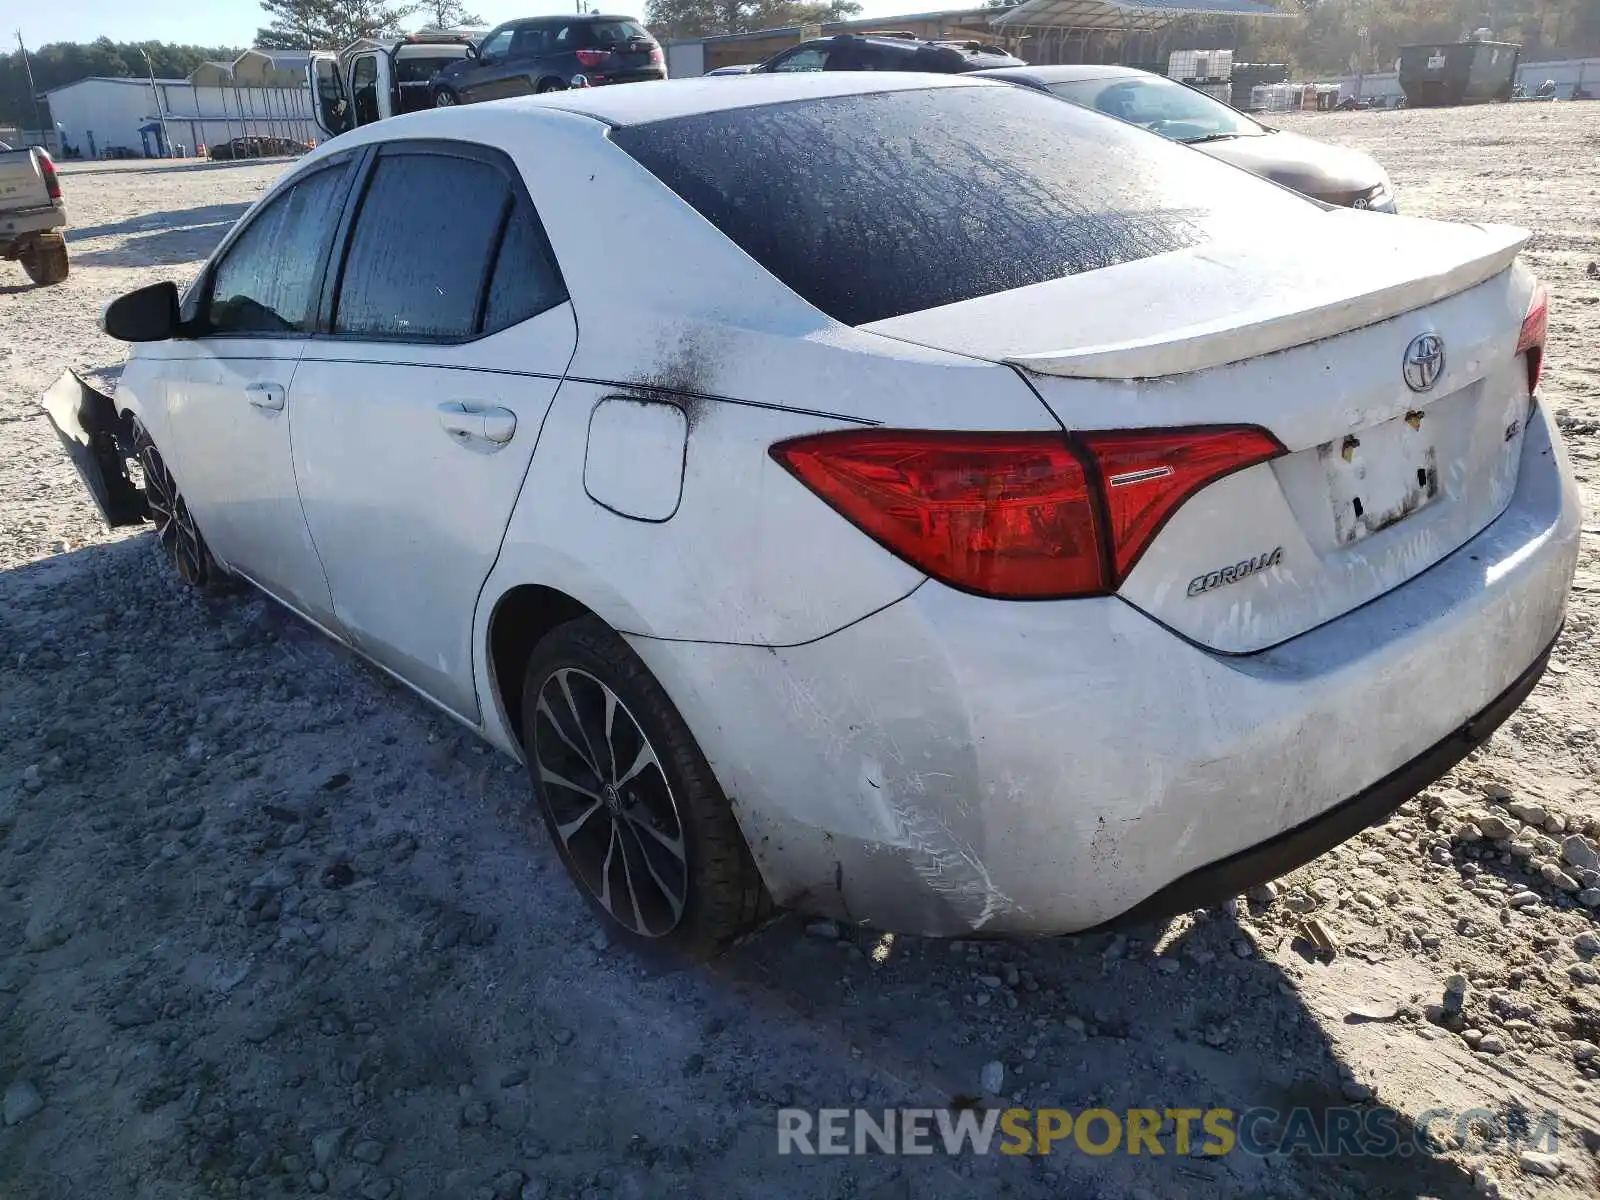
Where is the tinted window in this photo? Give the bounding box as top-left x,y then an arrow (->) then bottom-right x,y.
768,46 -> 828,72
479,28 -> 514,58
1049,76 -> 1264,140
585,20 -> 650,45
352,55 -> 380,125
208,163 -> 348,334
335,154 -> 508,340
510,26 -> 550,57
614,86 -> 1316,326
483,203 -> 567,332
395,54 -> 459,84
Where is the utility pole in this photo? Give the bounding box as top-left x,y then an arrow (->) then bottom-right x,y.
141,48 -> 173,158
16,30 -> 47,140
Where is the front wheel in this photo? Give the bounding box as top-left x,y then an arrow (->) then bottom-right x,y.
433,87 -> 458,107
536,78 -> 566,94
134,422 -> 229,592
520,617 -> 770,959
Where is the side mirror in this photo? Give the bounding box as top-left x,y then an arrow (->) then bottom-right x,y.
102,281 -> 182,342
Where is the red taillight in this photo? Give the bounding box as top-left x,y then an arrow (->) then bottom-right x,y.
38,152 -> 61,201
1077,427 -> 1286,582
1516,282 -> 1549,395
649,46 -> 664,64
770,426 -> 1284,599
575,48 -> 612,68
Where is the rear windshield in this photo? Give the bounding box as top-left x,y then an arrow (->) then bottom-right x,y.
612,85 -> 1315,326
585,19 -> 651,45
395,53 -> 466,83
1048,75 -> 1265,139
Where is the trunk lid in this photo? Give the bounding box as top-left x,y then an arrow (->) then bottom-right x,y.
861,212 -> 1539,653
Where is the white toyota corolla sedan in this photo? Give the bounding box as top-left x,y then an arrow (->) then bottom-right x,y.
45,74 -> 1578,959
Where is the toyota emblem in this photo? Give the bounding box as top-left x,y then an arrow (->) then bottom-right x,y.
1403,333 -> 1445,393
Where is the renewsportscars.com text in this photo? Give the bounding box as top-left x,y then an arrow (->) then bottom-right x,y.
776,1106 -> 1562,1158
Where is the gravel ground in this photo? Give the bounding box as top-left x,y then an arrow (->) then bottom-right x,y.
2,105 -> 1600,1200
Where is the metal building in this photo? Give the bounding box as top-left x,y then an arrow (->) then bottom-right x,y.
44,49 -> 321,160
665,0 -> 1288,77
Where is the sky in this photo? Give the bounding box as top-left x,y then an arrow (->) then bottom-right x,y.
17,0 -> 918,49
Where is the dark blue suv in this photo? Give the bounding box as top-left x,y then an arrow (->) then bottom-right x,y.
432,14 -> 665,104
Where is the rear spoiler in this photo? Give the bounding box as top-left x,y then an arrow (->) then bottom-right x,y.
862,216 -> 1530,381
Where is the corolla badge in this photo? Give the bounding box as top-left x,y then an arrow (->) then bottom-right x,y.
1402,333 -> 1445,394
1187,546 -> 1283,598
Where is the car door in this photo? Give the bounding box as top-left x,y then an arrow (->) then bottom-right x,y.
502,23 -> 553,94
308,54 -> 353,138
348,51 -> 388,126
289,142 -> 576,720
161,155 -> 358,630
459,25 -> 520,101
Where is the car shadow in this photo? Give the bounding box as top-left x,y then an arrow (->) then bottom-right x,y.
709,909 -> 1486,1198
0,535 -> 1551,1199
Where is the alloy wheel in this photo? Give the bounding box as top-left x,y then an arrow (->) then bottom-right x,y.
139,438 -> 207,585
532,667 -> 689,937
435,91 -> 456,107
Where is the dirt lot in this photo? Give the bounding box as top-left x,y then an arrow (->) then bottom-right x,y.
2,104 -> 1600,1200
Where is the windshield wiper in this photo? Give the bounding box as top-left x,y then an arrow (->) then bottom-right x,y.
1182,132 -> 1245,144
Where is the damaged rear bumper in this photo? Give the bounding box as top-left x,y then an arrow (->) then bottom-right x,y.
1106,630 -> 1553,929
624,401 -> 1579,937
39,369 -> 148,528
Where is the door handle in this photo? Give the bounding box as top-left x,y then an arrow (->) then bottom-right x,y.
438,402 -> 516,447
245,382 -> 285,412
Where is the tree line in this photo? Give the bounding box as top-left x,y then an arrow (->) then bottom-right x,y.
0,40 -> 244,130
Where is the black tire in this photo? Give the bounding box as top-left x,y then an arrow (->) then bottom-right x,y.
536,78 -> 566,94
433,87 -> 459,107
19,232 -> 69,286
520,616 -> 770,959
133,422 -> 230,592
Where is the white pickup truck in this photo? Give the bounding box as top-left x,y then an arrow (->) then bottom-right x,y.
0,141 -> 69,286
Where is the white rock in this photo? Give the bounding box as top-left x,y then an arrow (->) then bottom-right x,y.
1507,890 -> 1541,908
2,1080 -> 43,1126
1477,1034 -> 1507,1055
1508,801 -> 1548,826
1477,814 -> 1518,840
1540,863 -> 1581,892
1562,835 -> 1600,873
980,1061 -> 1004,1094
1568,1040 -> 1600,1063
1519,1150 -> 1564,1178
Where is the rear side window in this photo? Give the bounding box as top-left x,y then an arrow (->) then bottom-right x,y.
334,150 -> 565,341
208,162 -> 348,334
612,85 -> 1317,326
483,204 -> 567,332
